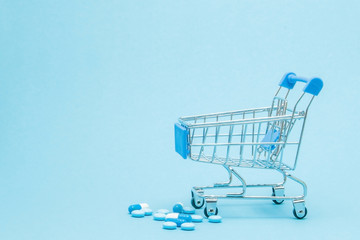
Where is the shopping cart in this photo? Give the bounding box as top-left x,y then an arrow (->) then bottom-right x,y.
174,73 -> 323,219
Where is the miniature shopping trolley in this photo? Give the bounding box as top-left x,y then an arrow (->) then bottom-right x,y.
174,72 -> 323,219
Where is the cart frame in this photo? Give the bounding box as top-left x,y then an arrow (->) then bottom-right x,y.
175,72 -> 323,219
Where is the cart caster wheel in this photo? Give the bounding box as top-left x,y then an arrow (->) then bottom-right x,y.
191,197 -> 205,209
293,207 -> 307,219
204,207 -> 218,218
272,186 -> 285,205
191,191 -> 205,209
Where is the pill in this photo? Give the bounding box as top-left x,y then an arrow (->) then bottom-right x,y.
165,213 -> 192,222
128,203 -> 149,214
162,221 -> 177,230
208,215 -> 222,223
156,209 -> 170,215
173,202 -> 184,213
183,207 -> 195,214
181,222 -> 195,231
166,218 -> 187,227
153,213 -> 166,221
144,208 -> 153,216
131,210 -> 145,218
191,215 -> 203,223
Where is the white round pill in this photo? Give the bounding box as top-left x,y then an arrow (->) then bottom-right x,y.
208,215 -> 222,223
131,210 -> 145,218
181,222 -> 195,231
191,214 -> 203,223
163,221 -> 177,230
153,213 -> 166,221
144,208 -> 153,216
183,207 -> 195,214
156,209 -> 170,214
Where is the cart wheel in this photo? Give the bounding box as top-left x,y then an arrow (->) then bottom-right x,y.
272,188 -> 284,205
204,206 -> 218,218
293,207 -> 307,219
271,188 -> 285,204
191,197 -> 204,209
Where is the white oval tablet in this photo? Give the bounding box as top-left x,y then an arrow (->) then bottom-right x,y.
191,214 -> 203,222
183,207 -> 195,214
156,209 -> 170,214
153,213 -> 166,221
208,215 -> 222,223
144,208 -> 153,216
181,222 -> 195,231
131,210 -> 145,218
163,221 -> 177,230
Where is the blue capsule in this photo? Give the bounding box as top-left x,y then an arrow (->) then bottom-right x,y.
173,202 -> 184,213
128,203 -> 150,214
165,213 -> 192,223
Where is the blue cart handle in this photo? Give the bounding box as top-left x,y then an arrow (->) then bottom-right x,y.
279,72 -> 323,96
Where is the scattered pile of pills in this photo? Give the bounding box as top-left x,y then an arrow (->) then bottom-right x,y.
128,203 -> 153,218
128,202 -> 222,231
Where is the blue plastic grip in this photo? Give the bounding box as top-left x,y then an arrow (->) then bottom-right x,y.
303,77 -> 323,96
175,123 -> 189,159
279,72 -> 323,96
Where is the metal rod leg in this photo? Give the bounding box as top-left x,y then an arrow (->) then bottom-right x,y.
214,165 -> 233,187
226,168 -> 247,197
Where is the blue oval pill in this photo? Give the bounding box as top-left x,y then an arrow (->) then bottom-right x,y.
131,210 -> 145,218
191,215 -> 203,223
208,215 -> 222,223
163,221 -> 177,230
183,207 -> 195,214
153,213 -> 166,221
181,222 -> 195,231
144,208 -> 153,216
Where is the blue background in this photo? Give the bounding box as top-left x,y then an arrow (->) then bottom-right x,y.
1,0 -> 359,239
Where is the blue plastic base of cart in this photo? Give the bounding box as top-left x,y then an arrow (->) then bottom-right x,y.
175,123 -> 189,159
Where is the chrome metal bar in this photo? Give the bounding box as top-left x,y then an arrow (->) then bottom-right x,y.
192,169 -> 305,200
293,95 -> 315,169
191,142 -> 298,146
225,114 -> 234,164
180,107 -> 272,121
211,126 -> 220,163
197,127 -> 209,161
214,165 -> 233,187
184,114 -> 304,128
